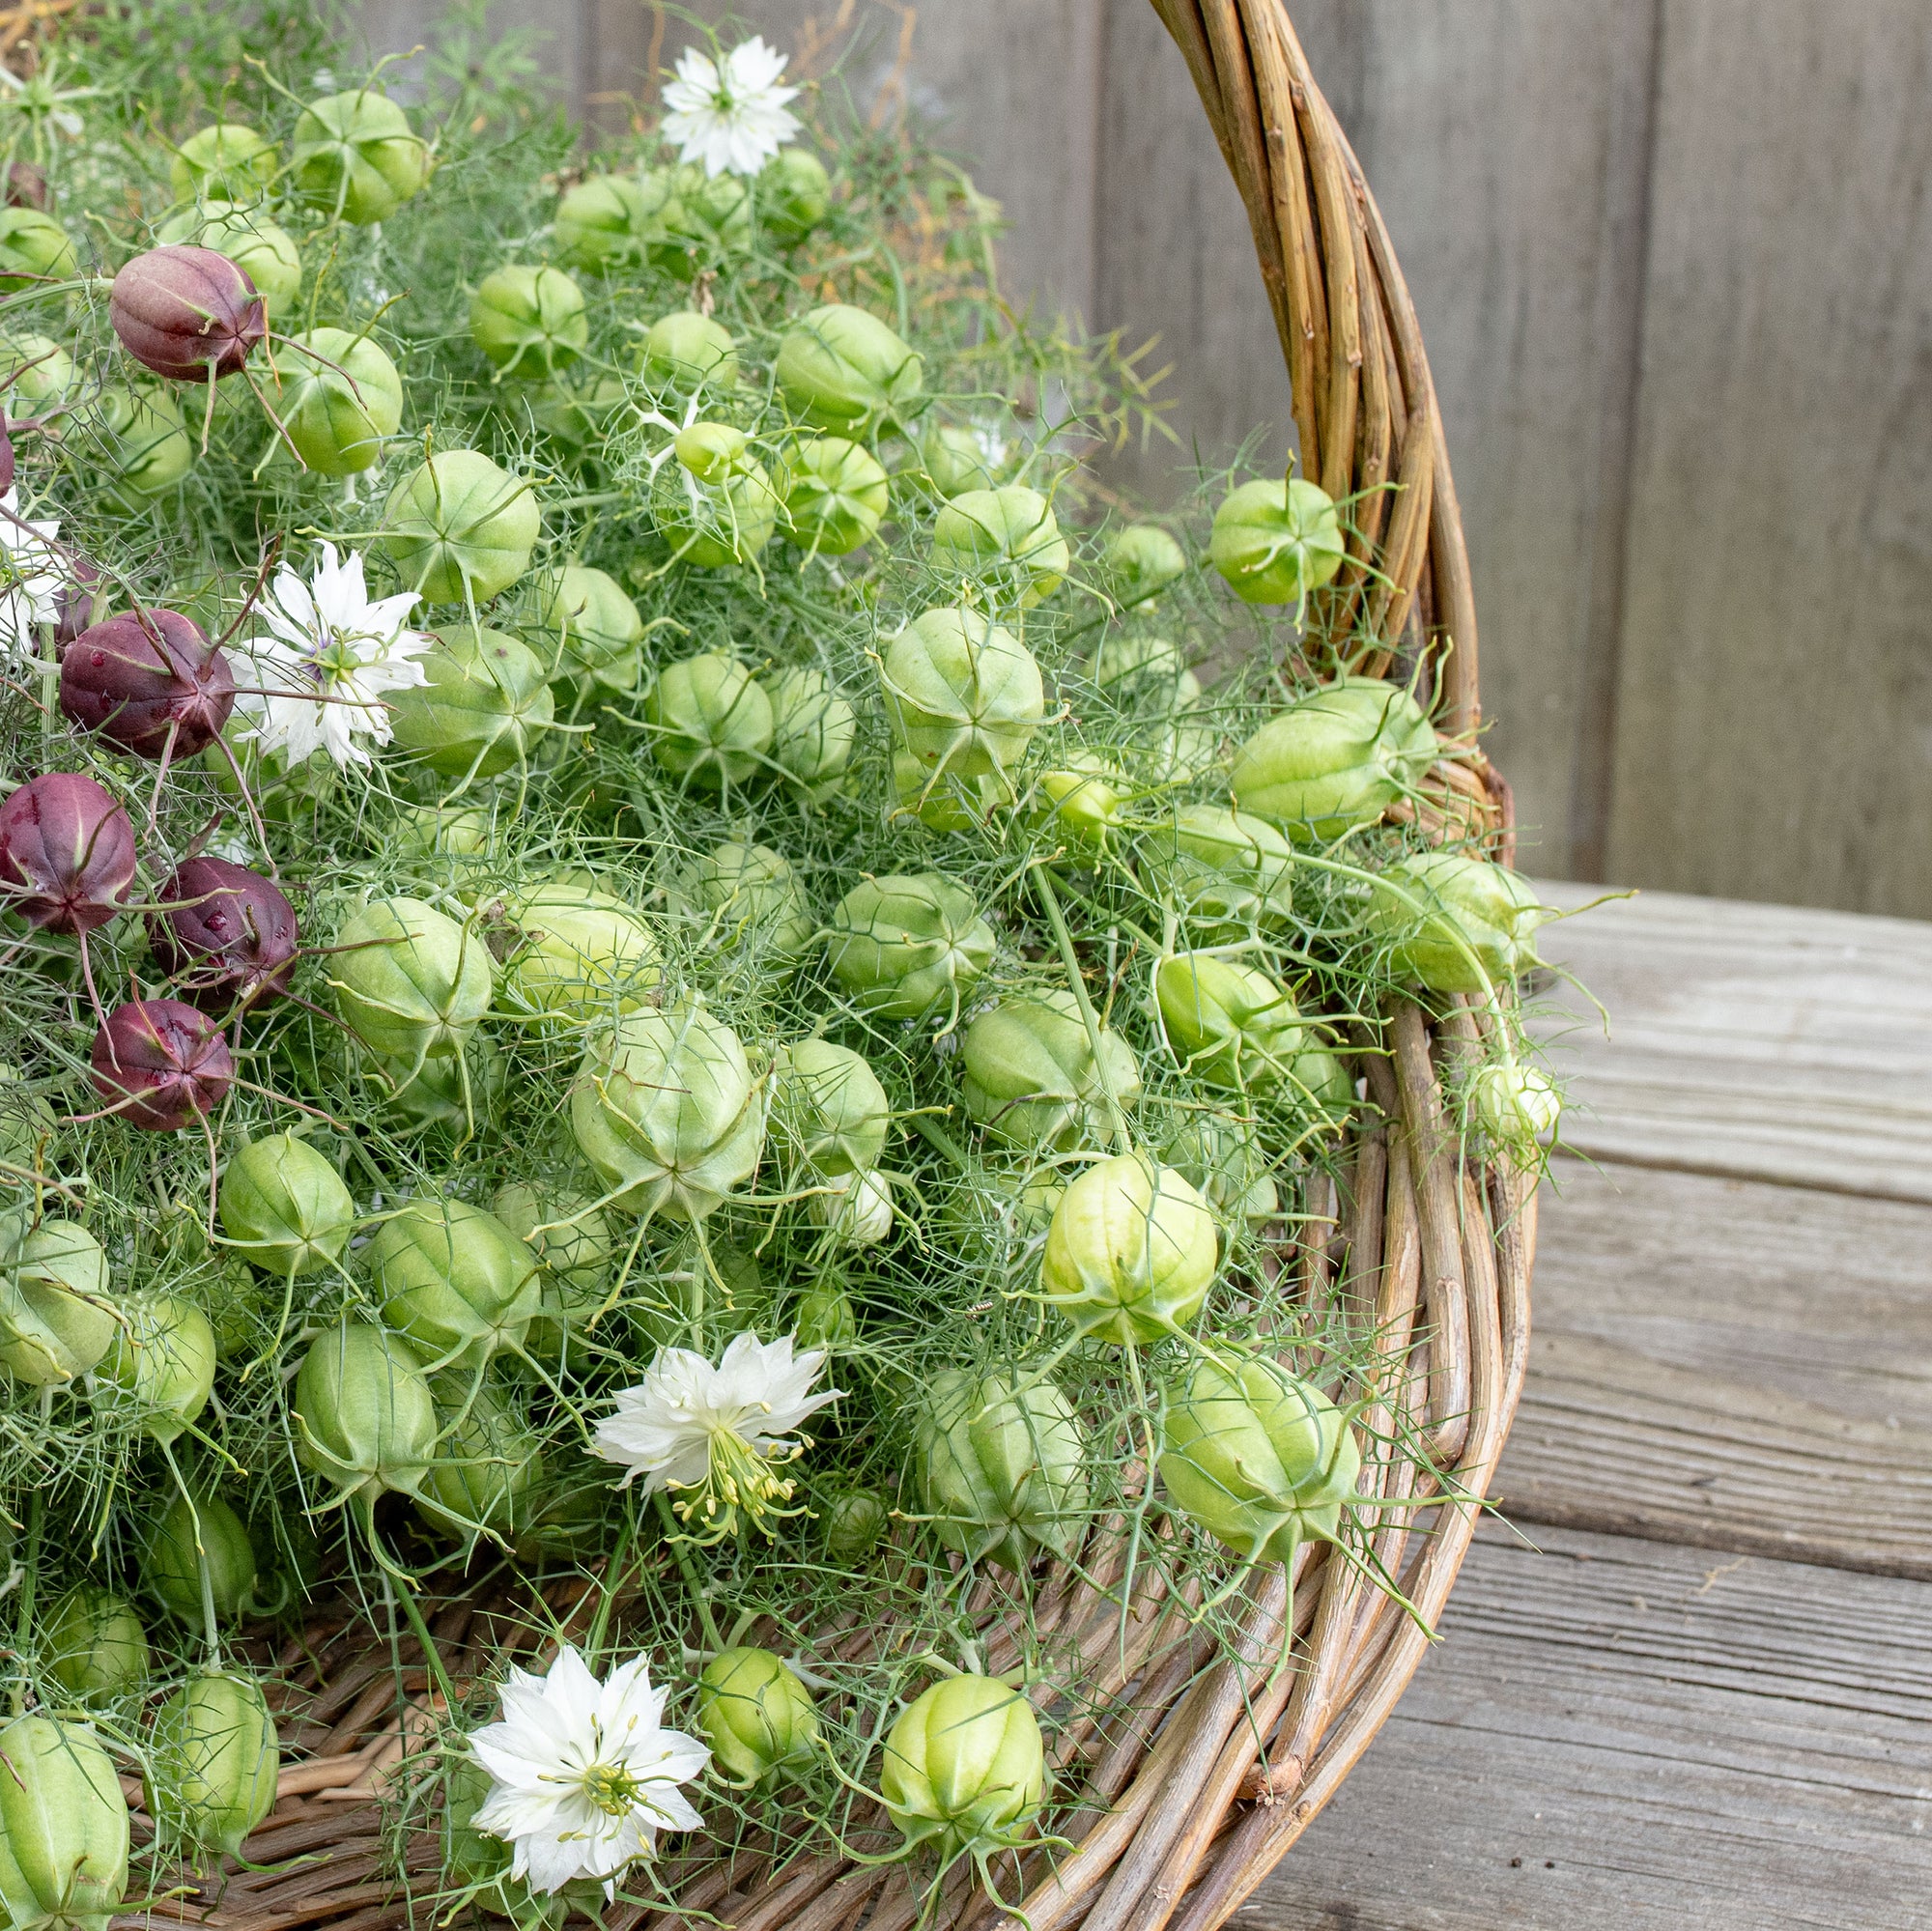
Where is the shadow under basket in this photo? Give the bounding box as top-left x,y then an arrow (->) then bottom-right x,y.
140,4 -> 1537,1928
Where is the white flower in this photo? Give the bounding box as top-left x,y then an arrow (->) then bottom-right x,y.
237,542 -> 432,769
593,1330 -> 840,1539
661,37 -> 800,178
469,1645 -> 707,1896
0,489 -> 64,664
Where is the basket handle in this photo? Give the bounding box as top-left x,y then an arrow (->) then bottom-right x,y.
1147,0 -> 1482,751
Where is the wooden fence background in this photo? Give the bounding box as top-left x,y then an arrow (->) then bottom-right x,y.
350,0 -> 1932,920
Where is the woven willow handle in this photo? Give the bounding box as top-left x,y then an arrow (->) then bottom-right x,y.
1147,0 -> 1482,753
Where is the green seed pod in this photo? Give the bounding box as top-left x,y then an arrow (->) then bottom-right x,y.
492,1182 -> 613,1359
554,173 -> 650,270
674,421 -> 749,484
770,1038 -> 889,1177
382,450 -> 540,606
1208,476 -> 1346,605
387,624 -> 554,780
0,208 -> 75,294
170,123 -> 277,202
219,1132 -> 355,1277
145,1491 -> 257,1625
1365,852 -> 1546,994
824,1486 -> 889,1561
392,802 -> 493,859
156,201 -> 300,314
290,90 -> 431,224
810,1169 -> 893,1246
1290,1047 -> 1356,1132
784,436 -> 889,555
761,148 -> 831,240
1158,1351 -> 1361,1563
95,386 -> 192,506
1163,1115 -> 1278,1224
369,1195 -> 540,1367
696,1648 -> 819,1787
569,1004 -> 766,1222
1103,523 -> 1187,604
915,1365 -> 1088,1570
537,564 -> 643,687
330,896 -> 493,1065
1154,951 -> 1304,1091
645,652 -> 774,784
293,1320 -> 437,1504
881,1674 -> 1045,1860
653,457 -> 781,568
1229,676 -> 1437,841
931,486 -> 1069,609
499,877 -> 660,1022
1040,1151 -> 1216,1344
765,666 -> 855,790
0,332 -> 77,421
1471,1063 -> 1561,1147
0,1062 -> 54,1170
94,1293 -> 215,1442
43,1588 -> 149,1705
365,1035 -> 506,1136
683,841 -> 814,960
0,1213 -> 115,1386
145,1670 -> 278,1859
825,873 -> 995,1024
795,1275 -> 858,1350
639,310 -> 737,390
1093,632 -> 1186,699
0,1715 -> 129,1931
415,1377 -> 544,1542
1140,806 -> 1296,930
1033,754 -> 1124,850
921,423 -> 997,497
275,327 -> 402,475
883,606 -> 1044,783
961,991 -> 1140,1154
659,166 -> 753,267
470,266 -> 587,380
776,302 -> 923,430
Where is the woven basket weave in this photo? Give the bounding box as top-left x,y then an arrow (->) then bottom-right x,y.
131,6 -> 1537,1927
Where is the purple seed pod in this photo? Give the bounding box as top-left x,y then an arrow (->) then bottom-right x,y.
5,162 -> 47,212
108,244 -> 266,383
90,998 -> 234,1131
60,610 -> 236,759
0,421 -> 14,497
0,773 -> 138,933
150,857 -> 298,1011
52,557 -> 101,649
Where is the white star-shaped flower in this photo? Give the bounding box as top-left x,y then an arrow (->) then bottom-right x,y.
661,37 -> 801,179
237,542 -> 432,769
0,489 -> 64,664
593,1330 -> 840,1539
469,1645 -> 708,1897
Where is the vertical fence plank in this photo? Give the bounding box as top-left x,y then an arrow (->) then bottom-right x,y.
1607,0 -> 1932,916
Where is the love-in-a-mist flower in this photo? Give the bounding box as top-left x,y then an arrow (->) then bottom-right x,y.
469,1645 -> 707,1896
0,489 -> 64,664
592,1331 -> 840,1540
660,38 -> 800,178
237,542 -> 431,768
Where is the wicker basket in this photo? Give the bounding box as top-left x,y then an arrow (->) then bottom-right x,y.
133,5 -> 1537,1927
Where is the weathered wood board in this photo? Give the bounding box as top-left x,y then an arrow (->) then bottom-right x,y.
1530,881 -> 1932,1201
1240,1522 -> 1932,1931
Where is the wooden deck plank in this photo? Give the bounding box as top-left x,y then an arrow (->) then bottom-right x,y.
1528,882 -> 1932,1200
1239,1522 -> 1932,1931
1494,1157 -> 1932,1576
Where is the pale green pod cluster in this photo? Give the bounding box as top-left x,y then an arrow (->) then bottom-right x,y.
95,385 -> 193,507
696,1647 -> 819,1786
1365,852 -> 1546,994
882,606 -> 1044,786
218,1132 -> 355,1277
0,332 -> 78,423
776,302 -> 923,430
388,625 -> 554,780
145,1670 -> 279,1859
1039,1152 -> 1217,1344
1208,475 -> 1346,605
368,1194 -> 540,1367
569,1004 -> 766,1222
1229,677 -> 1436,841
538,564 -> 644,690
809,1168 -> 894,1246
881,1674 -> 1046,1861
760,148 -> 831,241
960,990 -> 1139,1153
1158,1350 -> 1361,1565
554,174 -> 653,270
931,485 -> 1069,608
941,1159 -> 1065,1267
0,208 -> 76,293
0,1714 -> 129,1931
766,666 -> 856,792
652,446 -> 781,568
823,1487 -> 888,1561
639,310 -> 738,388
328,896 -> 494,1067
0,1213 -> 115,1386
1163,1115 -> 1279,1225
1103,522 -> 1188,604
921,423 -> 997,497
825,873 -> 995,1024
1470,1062 -> 1561,1147
170,122 -> 276,202
915,1365 -> 1089,1570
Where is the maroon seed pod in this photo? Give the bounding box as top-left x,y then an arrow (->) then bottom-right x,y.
52,556 -> 101,648
89,998 -> 234,1131
150,857 -> 298,1010
5,162 -> 47,212
108,244 -> 266,383
0,773 -> 138,933
60,610 -> 236,759
0,421 -> 14,497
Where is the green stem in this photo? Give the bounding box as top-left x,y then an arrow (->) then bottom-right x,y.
654,1492 -> 723,1652
1031,861 -> 1131,1154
